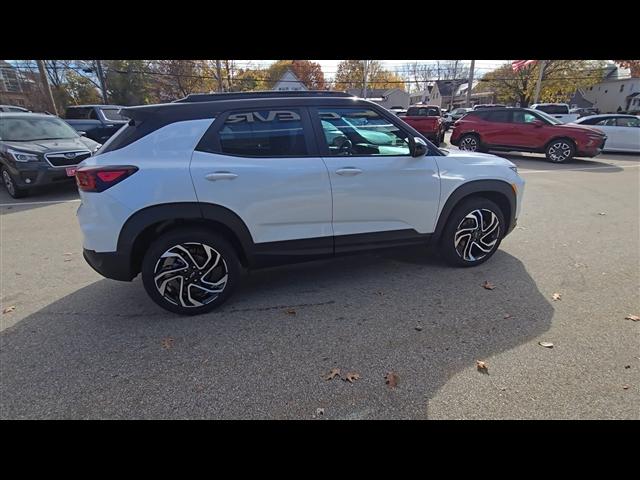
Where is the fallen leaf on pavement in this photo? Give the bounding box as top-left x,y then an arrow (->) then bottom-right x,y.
324,368 -> 340,381
343,372 -> 360,383
539,341 -> 554,348
64,258 -> 72,262
476,360 -> 489,374
285,308 -> 296,315
385,372 -> 399,388
316,407 -> 325,416
624,314 -> 639,322
503,314 -> 512,319
2,306 -> 16,314
415,325 -> 423,331
622,385 -> 629,390
598,212 -> 606,216
161,337 -> 174,349
552,293 -> 562,301
625,365 -> 631,369
482,281 -> 496,290
63,252 -> 73,255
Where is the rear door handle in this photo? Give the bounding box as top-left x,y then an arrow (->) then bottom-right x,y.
335,167 -> 363,176
205,172 -> 238,181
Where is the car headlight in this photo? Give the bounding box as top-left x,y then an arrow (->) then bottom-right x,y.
7,148 -> 40,163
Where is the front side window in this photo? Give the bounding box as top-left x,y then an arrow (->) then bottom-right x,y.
616,117 -> 640,127
218,109 -> 308,157
0,117 -> 80,141
315,108 -> 411,156
101,108 -> 126,121
512,111 -> 538,124
65,107 -> 92,119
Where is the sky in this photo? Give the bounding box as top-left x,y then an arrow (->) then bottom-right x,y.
241,60 -> 511,80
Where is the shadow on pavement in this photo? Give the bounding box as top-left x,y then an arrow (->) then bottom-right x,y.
0,182 -> 79,215
0,247 -> 553,419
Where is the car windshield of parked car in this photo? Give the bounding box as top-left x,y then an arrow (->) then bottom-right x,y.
0,117 -> 80,141
101,108 -> 126,121
532,110 -> 563,125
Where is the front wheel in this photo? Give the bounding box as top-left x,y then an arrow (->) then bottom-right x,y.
2,166 -> 28,199
545,139 -> 575,163
458,133 -> 482,152
141,228 -> 241,315
439,198 -> 505,267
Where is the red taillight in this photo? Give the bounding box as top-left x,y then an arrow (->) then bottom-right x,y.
76,166 -> 138,192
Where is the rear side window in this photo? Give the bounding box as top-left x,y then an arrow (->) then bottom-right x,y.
485,111 -> 510,123
65,107 -> 92,119
616,117 -> 640,127
407,107 -> 440,116
218,109 -> 308,157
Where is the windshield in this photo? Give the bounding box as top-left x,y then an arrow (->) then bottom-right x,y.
533,110 -> 564,125
101,108 -> 126,121
0,117 -> 80,141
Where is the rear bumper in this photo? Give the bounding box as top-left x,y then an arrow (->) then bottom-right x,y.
83,248 -> 135,281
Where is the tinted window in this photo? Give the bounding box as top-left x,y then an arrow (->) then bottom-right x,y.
534,104 -> 569,115
407,106 -> 440,116
315,108 -> 411,156
578,117 -> 605,125
65,107 -> 92,119
485,111 -> 510,123
218,109 -> 308,157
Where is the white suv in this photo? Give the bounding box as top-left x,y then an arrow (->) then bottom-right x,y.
76,91 -> 525,315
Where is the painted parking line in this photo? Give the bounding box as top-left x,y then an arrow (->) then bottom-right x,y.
518,164 -> 640,174
0,199 -> 81,208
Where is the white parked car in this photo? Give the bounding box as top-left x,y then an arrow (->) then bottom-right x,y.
530,103 -> 579,124
75,91 -> 525,315
571,114 -> 640,153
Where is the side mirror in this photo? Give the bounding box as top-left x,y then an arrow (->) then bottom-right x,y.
532,120 -> 544,128
409,136 -> 428,157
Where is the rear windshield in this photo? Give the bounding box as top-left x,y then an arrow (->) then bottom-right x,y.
407,107 -> 440,116
101,108 -> 126,121
534,104 -> 569,115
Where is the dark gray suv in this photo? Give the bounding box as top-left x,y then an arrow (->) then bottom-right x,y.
0,113 -> 101,198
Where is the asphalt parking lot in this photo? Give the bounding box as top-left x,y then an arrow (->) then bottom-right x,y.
1,135 -> 639,419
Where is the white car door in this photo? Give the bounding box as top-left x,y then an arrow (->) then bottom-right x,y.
190,108 -> 333,245
614,116 -> 640,151
596,117 -> 624,150
309,106 -> 441,246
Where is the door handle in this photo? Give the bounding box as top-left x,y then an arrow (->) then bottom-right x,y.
335,167 -> 363,176
205,172 -> 238,181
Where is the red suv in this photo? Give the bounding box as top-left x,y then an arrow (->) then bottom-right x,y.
450,108 -> 607,163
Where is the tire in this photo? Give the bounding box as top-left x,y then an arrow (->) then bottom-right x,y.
458,133 -> 483,152
141,228 -> 241,315
2,166 -> 28,199
439,197 -> 505,267
545,138 -> 575,163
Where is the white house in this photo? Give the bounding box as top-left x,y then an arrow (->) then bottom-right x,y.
346,88 -> 410,109
272,69 -> 308,91
581,64 -> 640,113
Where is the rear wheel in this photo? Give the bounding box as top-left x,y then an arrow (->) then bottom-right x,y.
545,138 -> 575,163
141,228 -> 241,315
440,197 -> 505,267
2,166 -> 28,199
458,133 -> 484,152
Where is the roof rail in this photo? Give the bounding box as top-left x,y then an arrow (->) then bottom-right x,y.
173,90 -> 355,103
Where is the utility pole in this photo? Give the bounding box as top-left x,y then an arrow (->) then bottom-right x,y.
216,60 -> 223,92
95,60 -> 108,104
362,60 -> 368,98
533,60 -> 546,104
466,59 -> 475,107
36,60 -> 57,116
448,60 -> 459,111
